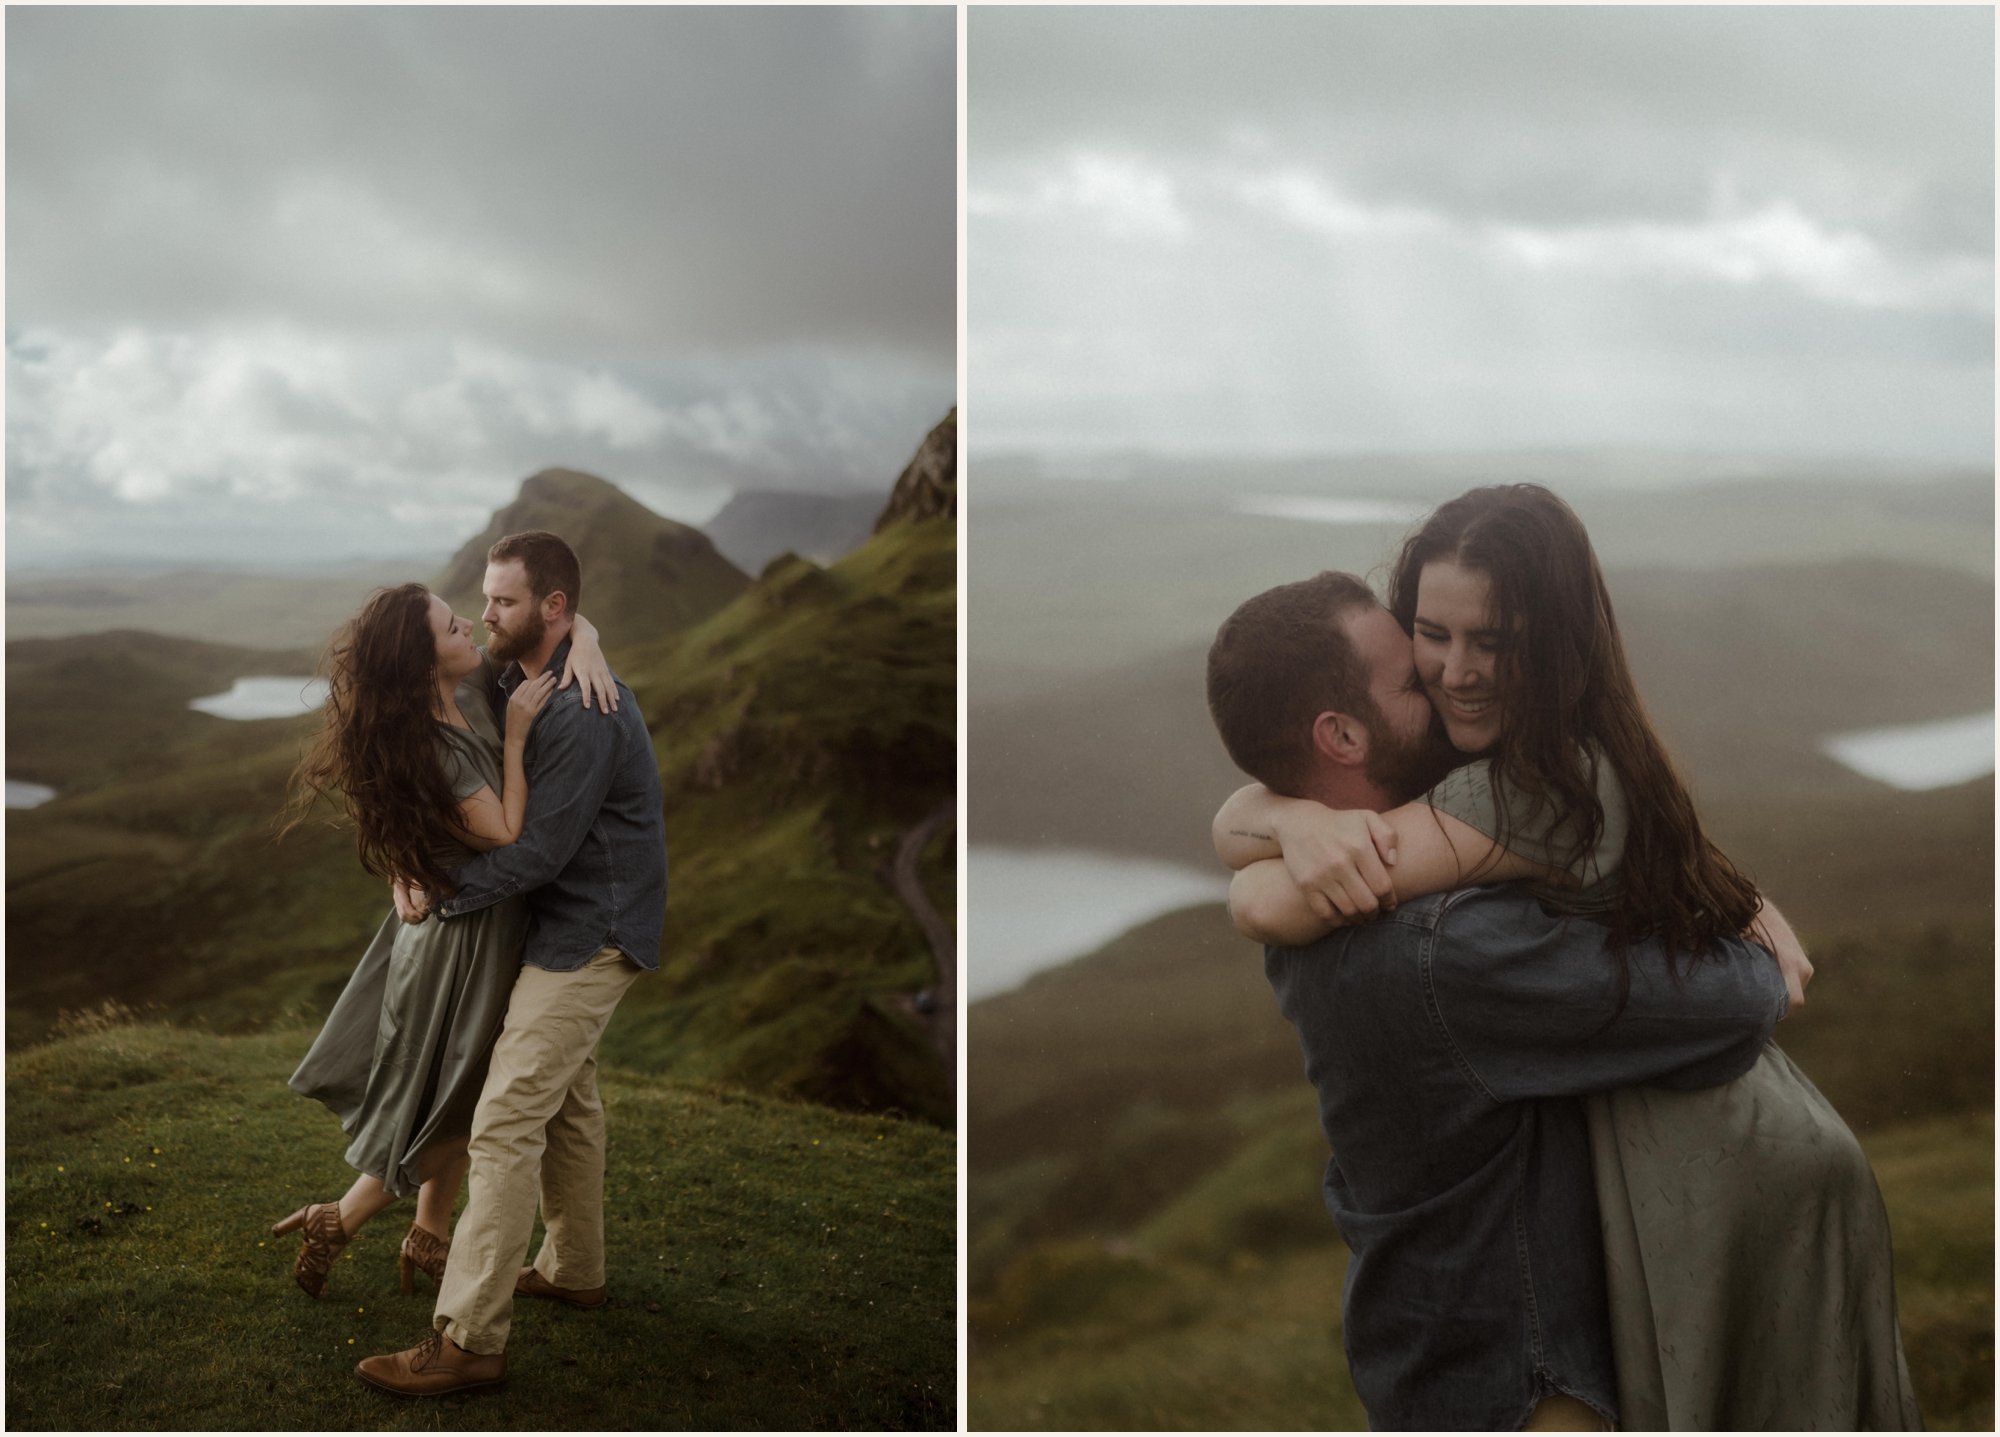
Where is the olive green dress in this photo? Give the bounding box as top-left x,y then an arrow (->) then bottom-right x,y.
1426,756 -> 1922,1430
288,676 -> 528,1197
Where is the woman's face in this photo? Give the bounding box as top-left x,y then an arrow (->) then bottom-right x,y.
1412,560 -> 1505,755
428,594 -> 482,683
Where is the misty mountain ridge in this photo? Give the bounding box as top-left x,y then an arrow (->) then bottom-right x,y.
433,466 -> 753,640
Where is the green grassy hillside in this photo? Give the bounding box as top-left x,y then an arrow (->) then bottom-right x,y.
8,437 -> 957,1125
605,514 -> 957,1122
5,631 -> 318,794
6,1021 -> 954,1430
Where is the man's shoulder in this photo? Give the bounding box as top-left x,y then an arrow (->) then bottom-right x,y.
533,676 -> 641,736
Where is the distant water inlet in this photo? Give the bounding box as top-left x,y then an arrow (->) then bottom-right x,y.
968,845 -> 1227,1001
1234,495 -> 1431,526
7,780 -> 58,809
1821,711 -> 1995,791
188,676 -> 330,720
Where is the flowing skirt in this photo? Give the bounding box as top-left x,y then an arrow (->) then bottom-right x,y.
290,898 -> 529,1197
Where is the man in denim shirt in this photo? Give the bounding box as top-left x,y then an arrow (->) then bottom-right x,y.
1205,573 -> 1794,1431
360,530 -> 667,1398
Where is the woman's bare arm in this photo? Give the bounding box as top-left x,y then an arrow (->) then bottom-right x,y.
1230,799 -> 1571,939
560,613 -> 618,712
450,672 -> 557,850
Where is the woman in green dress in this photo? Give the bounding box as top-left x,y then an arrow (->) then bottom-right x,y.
1216,484 -> 1919,1429
273,582 -> 611,1300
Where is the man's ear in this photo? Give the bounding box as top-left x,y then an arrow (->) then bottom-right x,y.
543,590 -> 571,623
1311,710 -> 1370,769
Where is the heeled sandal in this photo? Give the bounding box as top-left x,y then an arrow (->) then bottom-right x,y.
400,1223 -> 450,1295
271,1201 -> 351,1298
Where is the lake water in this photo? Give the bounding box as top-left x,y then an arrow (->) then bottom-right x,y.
968,845 -> 1227,1000
1821,710 -> 1995,790
1235,495 -> 1431,526
188,676 -> 330,720
7,780 -> 58,809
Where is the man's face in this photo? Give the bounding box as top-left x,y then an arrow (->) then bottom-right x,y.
481,559 -> 547,663
1343,604 -> 1457,800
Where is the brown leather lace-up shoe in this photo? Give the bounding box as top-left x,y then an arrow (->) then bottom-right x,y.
515,1265 -> 608,1310
354,1329 -> 505,1398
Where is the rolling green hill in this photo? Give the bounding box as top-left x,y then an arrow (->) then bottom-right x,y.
7,419 -> 957,1126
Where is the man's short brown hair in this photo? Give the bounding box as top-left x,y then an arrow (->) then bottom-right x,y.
488,530 -> 582,617
1205,571 -> 1382,796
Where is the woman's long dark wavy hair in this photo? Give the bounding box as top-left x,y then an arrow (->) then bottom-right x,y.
1388,483 -> 1760,975
277,583 -> 464,898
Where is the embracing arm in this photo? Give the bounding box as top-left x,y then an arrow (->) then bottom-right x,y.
1225,794 -> 1568,944
436,698 -> 622,919
560,614 -> 619,713
449,672 -> 558,851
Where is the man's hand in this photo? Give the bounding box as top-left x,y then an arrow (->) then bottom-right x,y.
1750,898 -> 1812,1018
392,877 -> 432,925
1278,806 -> 1400,922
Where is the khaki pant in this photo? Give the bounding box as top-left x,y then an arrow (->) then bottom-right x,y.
1525,1394 -> 1615,1431
434,946 -> 641,1354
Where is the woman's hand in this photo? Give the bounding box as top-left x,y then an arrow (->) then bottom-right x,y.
560,614 -> 618,713
507,671 -> 559,737
391,877 -> 431,925
1276,806 -> 1401,923
1750,898 -> 1813,1018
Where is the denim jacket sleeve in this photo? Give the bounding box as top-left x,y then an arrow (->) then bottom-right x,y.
436,690 -> 621,919
1424,888 -> 1787,1103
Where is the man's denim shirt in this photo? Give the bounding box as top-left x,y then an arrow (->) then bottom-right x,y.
437,636 -> 668,973
1264,886 -> 1786,1432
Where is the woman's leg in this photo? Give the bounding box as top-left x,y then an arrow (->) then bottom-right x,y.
413,1135 -> 470,1240
336,1170 -> 401,1236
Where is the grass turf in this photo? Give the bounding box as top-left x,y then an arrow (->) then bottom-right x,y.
7,1023 -> 956,1430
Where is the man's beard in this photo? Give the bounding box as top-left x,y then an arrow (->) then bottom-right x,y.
1366,712 -> 1461,805
486,605 -> 547,663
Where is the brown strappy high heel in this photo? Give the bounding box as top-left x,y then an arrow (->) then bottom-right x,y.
271,1201 -> 351,1298
400,1224 -> 450,1295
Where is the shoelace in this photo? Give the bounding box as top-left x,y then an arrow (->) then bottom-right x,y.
409,1331 -> 446,1370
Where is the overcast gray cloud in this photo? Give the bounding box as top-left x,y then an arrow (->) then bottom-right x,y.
970,5 -> 1992,465
8,5 -> 954,567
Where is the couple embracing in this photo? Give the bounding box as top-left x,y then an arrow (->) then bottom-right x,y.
1206,484 -> 1921,1430
275,529 -> 666,1397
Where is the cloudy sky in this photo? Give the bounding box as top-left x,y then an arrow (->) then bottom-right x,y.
8,6 -> 953,568
970,6 -> 1993,468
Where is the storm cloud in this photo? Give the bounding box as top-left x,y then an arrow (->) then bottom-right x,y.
8,6 -> 954,566
969,6 -> 1992,465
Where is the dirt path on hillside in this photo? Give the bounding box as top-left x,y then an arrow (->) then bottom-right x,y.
886,796 -> 956,1097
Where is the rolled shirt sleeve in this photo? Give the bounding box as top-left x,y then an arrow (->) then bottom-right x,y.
437,693 -> 619,919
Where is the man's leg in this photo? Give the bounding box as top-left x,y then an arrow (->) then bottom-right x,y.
433,947 -> 639,1355
530,1049 -> 608,1289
